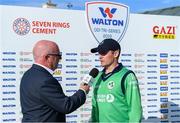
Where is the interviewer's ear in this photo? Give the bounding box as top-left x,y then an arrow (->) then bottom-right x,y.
45,54 -> 50,60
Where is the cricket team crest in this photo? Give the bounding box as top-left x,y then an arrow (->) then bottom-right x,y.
86,1 -> 129,43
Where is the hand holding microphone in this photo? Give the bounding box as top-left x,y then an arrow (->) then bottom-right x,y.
82,68 -> 99,86
80,68 -> 99,94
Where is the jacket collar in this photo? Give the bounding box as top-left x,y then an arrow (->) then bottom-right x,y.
32,64 -> 52,75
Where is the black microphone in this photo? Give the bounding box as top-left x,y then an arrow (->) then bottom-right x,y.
82,68 -> 99,86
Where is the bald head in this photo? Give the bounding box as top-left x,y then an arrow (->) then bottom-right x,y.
33,40 -> 60,63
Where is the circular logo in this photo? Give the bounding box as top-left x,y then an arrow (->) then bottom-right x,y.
106,94 -> 114,103
107,81 -> 115,90
13,18 -> 30,35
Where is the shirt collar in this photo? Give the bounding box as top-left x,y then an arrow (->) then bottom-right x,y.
101,63 -> 123,81
34,63 -> 54,75
102,63 -> 123,74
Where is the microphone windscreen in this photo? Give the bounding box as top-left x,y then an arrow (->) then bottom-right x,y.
89,68 -> 99,78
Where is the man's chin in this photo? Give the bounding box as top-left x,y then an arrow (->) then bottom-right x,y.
101,64 -> 106,67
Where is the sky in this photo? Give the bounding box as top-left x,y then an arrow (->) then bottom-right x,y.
0,0 -> 180,13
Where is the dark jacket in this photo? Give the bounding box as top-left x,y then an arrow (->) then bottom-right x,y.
20,64 -> 86,122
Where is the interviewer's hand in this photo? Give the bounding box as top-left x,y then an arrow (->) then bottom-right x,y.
80,83 -> 90,94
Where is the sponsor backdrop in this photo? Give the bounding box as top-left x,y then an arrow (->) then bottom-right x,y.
0,1 -> 180,122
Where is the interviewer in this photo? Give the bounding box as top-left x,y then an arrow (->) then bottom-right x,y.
20,40 -> 90,122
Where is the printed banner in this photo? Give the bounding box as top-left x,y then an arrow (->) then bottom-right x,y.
0,5 -> 179,123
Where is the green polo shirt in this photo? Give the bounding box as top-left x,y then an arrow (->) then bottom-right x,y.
91,63 -> 142,122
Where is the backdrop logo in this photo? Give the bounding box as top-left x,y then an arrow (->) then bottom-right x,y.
99,7 -> 117,18
152,25 -> 176,39
86,1 -> 129,43
13,18 -> 30,35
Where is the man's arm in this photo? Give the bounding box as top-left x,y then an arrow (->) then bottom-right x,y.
125,73 -> 142,122
39,77 -> 87,114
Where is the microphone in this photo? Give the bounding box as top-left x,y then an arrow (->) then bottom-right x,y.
82,68 -> 99,86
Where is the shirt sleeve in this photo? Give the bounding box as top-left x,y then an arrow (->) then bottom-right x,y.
125,73 -> 142,122
39,77 -> 86,114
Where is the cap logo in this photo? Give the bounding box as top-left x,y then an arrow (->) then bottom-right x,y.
86,1 -> 129,43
